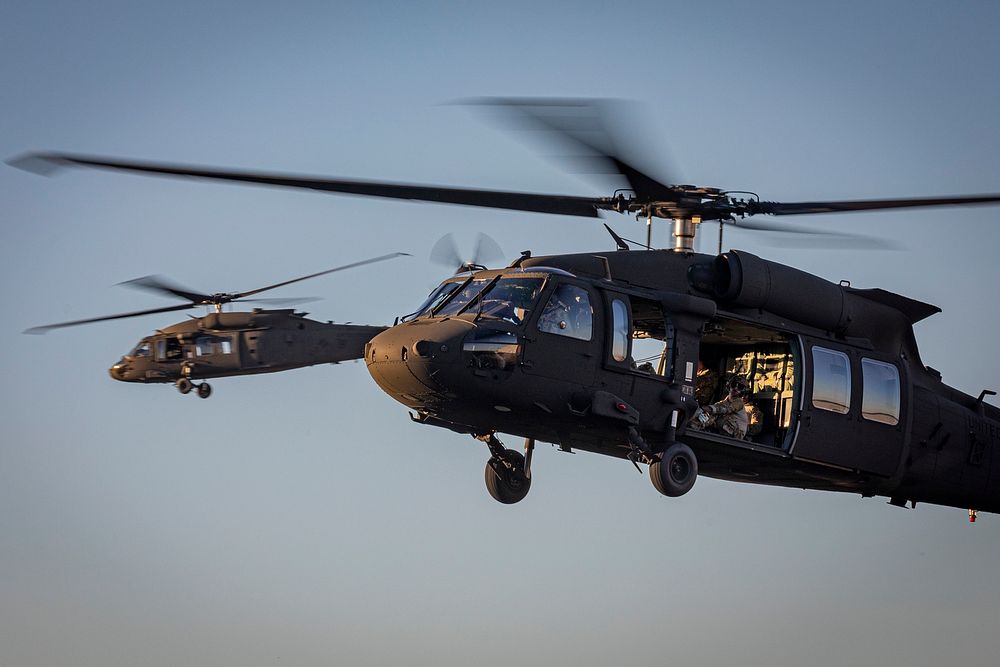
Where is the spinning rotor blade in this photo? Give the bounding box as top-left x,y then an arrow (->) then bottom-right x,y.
236,252 -> 408,299
430,233 -> 463,269
11,98 -> 1000,251
236,296 -> 322,307
24,253 -> 407,334
118,275 -> 211,303
471,232 -> 504,267
464,97 -> 678,200
752,194 -> 1000,217
725,219 -> 900,249
430,233 -> 504,271
24,303 -> 194,334
9,153 -> 604,218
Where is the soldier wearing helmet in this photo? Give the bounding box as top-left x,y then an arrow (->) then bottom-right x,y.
694,376 -> 750,439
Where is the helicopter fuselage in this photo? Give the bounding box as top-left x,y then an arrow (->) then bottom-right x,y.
364,249 -> 999,514
109,309 -> 385,388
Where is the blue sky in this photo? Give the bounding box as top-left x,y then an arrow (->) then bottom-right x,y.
2,2 -> 999,665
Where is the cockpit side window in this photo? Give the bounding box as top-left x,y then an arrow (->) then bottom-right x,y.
611,299 -> 629,362
132,341 -> 152,358
537,284 -> 593,341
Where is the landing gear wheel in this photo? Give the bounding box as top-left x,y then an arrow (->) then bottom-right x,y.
176,378 -> 193,395
197,383 -> 212,399
650,443 -> 698,497
485,449 -> 531,504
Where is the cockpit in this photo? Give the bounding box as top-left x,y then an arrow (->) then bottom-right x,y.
403,269 -> 582,329
389,269 -> 597,377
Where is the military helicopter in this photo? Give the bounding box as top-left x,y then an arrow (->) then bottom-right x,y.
24,253 -> 405,398
10,99 -> 1000,518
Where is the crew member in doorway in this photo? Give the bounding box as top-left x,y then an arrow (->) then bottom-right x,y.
694,376 -> 749,439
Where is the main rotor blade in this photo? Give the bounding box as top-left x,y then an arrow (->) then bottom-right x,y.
9,152 -> 604,218
24,303 -> 194,334
118,275 -> 210,304
726,219 -> 900,249
754,194 -> 1000,216
463,97 -> 678,200
236,252 -> 409,299
235,296 -> 323,306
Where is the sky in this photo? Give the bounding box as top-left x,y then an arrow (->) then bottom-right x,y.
2,1 -> 999,665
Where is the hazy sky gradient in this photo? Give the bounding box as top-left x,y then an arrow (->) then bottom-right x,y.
2,2 -> 999,665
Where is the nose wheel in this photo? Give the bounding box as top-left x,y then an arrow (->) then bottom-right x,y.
478,434 -> 533,504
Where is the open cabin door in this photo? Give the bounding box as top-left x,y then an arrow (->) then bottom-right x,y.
695,317 -> 800,449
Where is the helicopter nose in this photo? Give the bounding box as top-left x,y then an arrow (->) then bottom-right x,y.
109,360 -> 129,381
365,319 -> 471,406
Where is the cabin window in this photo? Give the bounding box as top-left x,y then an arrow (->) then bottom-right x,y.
861,358 -> 900,425
155,337 -> 184,361
220,338 -> 233,354
195,337 -> 215,356
537,284 -> 593,341
812,347 -> 851,414
611,299 -> 629,362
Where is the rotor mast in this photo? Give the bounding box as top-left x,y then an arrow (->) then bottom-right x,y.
670,216 -> 701,254
645,210 -> 705,253
607,187 -> 727,254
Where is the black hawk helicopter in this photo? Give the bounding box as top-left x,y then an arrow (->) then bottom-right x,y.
24,253 -> 406,398
10,99 -> 1000,519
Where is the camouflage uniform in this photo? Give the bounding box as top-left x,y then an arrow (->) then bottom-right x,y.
695,367 -> 718,405
702,395 -> 748,439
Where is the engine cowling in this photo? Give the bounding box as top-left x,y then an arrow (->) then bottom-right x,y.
709,250 -> 851,333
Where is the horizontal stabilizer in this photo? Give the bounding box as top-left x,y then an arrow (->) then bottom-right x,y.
847,287 -> 940,324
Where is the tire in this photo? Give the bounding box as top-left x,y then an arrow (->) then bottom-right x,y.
650,442 -> 698,497
485,449 -> 531,504
197,383 -> 212,399
176,378 -> 193,394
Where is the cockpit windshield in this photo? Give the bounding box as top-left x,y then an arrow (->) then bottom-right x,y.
435,278 -> 492,317
473,277 -> 545,325
403,279 -> 465,321
416,273 -> 547,323
131,341 -> 152,358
